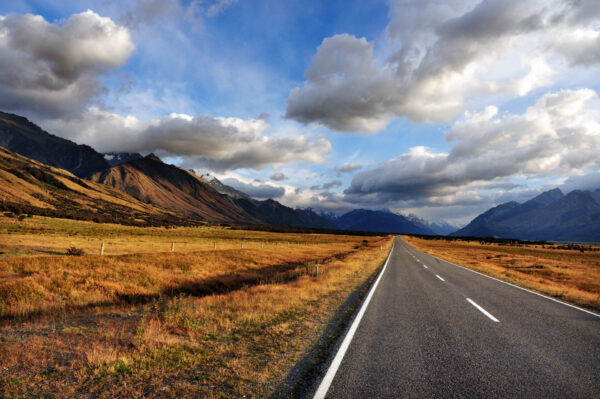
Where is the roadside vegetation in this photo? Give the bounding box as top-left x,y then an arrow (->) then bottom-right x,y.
0,215 -> 392,397
404,236 -> 600,313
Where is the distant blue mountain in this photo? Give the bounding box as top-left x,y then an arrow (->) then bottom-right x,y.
332,209 -> 436,235
452,188 -> 600,242
428,220 -> 462,235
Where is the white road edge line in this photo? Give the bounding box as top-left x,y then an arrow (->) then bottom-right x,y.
467,298 -> 500,322
313,241 -> 395,399
435,274 -> 445,281
413,244 -> 600,318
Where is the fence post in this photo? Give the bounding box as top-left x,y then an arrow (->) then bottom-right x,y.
171,241 -> 175,252
100,242 -> 104,256
241,241 -> 244,249
316,265 -> 319,278
213,242 -> 216,250
261,241 -> 264,248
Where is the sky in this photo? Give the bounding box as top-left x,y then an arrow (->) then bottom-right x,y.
1,0 -> 599,225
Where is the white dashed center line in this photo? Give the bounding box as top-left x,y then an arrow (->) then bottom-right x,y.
466,298 -> 500,322
435,274 -> 444,281
423,265 -> 428,269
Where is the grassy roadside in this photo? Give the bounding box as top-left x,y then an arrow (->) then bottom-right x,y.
0,216 -> 393,397
403,236 -> 600,313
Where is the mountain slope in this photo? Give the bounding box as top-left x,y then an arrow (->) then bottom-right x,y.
203,175 -> 251,201
90,155 -> 259,224
452,202 -> 521,237
334,209 -> 436,234
0,111 -> 109,177
233,198 -> 337,229
453,188 -> 600,242
103,152 -> 143,167
0,146 -> 185,225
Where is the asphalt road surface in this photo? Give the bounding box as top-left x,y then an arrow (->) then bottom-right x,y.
313,237 -> 600,398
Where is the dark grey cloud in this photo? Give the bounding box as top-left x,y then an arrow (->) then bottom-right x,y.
334,162 -> 362,176
322,180 -> 342,190
310,180 -> 342,191
285,0 -> 600,132
221,177 -> 285,199
270,172 -> 287,181
0,11 -> 134,118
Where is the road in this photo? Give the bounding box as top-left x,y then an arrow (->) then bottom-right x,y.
313,237 -> 600,398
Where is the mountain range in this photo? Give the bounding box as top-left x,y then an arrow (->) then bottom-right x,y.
453,188 -> 600,242
328,209 -> 436,235
0,111 -> 340,229
2,109 -> 598,241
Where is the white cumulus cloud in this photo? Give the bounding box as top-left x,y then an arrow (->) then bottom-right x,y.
42,108 -> 331,171
286,0 -> 600,132
0,10 -> 134,117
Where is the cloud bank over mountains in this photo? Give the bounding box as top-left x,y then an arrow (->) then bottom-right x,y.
280,0 -> 600,221
346,89 -> 600,208
43,108 -> 331,171
0,0 -> 599,223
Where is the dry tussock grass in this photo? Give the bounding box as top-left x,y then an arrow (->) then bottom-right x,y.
404,236 -> 600,312
84,343 -> 127,367
0,216 -> 393,397
0,244 -> 364,320
0,214 -> 356,256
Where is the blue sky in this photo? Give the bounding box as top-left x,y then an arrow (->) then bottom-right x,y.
1,0 -> 600,224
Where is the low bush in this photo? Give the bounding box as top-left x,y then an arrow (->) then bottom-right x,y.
65,247 -> 85,256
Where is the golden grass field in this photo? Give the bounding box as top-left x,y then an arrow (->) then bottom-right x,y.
0,214 -> 344,257
0,215 -> 392,397
403,236 -> 600,313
